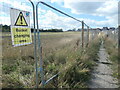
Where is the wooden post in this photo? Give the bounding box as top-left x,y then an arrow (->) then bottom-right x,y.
87,26 -> 89,47
82,21 -> 84,48
92,28 -> 94,40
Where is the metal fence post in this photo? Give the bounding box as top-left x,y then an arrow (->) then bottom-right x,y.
28,0 -> 38,88
118,25 -> 120,54
36,2 -> 44,87
82,21 -> 84,48
87,26 -> 89,47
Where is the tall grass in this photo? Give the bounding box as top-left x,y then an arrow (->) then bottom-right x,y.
104,37 -> 118,79
56,37 -> 100,88
2,32 -> 100,88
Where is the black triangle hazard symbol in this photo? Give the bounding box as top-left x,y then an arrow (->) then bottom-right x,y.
15,12 -> 28,26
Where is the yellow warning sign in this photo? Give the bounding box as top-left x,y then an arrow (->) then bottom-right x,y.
15,12 -> 28,26
11,27 -> 32,46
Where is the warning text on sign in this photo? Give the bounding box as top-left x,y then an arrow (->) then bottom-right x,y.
11,27 -> 32,46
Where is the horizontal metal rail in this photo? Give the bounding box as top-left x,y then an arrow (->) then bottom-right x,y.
40,1 -> 92,29
40,1 -> 82,23
30,1 -> 93,87
84,22 -> 89,27
44,72 -> 60,85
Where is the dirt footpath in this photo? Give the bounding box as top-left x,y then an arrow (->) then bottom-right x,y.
88,41 -> 118,88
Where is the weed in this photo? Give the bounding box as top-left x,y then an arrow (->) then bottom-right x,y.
2,32 -> 100,88
104,37 -> 118,78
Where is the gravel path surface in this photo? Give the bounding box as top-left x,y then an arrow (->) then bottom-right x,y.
88,41 -> 118,88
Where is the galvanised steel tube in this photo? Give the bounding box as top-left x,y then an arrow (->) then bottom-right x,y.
36,2 -> 44,87
28,0 -> 38,88
40,1 -> 82,23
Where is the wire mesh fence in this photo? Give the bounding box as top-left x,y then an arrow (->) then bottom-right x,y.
1,1 -> 107,88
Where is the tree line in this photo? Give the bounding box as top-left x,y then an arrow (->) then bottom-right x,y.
1,25 -> 63,32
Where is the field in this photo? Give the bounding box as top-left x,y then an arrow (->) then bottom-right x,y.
2,31 -> 101,88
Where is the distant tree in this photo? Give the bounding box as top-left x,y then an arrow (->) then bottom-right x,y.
67,30 -> 72,31
2,25 -> 10,32
40,29 -> 63,32
72,28 -> 76,31
2,25 -> 63,32
77,29 -> 81,31
67,28 -> 77,32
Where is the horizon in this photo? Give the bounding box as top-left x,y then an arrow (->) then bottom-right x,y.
0,0 -> 119,31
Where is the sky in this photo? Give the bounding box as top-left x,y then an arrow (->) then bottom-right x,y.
0,0 -> 119,30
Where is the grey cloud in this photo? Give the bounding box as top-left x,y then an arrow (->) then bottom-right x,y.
65,2 -> 104,14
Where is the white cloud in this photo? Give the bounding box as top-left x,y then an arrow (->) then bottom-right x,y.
0,0 -> 119,29
62,0 -> 118,28
63,0 -> 118,15
49,0 -> 119,28
38,10 -> 81,30
96,1 -> 118,16
0,0 -> 34,26
38,9 -> 118,30
0,16 -> 10,25
0,0 -> 33,11
51,0 -> 63,3
64,2 -> 104,14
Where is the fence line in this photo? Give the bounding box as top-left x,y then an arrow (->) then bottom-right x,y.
1,1 -> 103,88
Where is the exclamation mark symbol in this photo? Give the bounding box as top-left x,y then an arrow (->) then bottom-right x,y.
20,12 -> 23,24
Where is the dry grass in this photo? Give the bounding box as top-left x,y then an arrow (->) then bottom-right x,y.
104,37 -> 118,79
2,32 -> 100,88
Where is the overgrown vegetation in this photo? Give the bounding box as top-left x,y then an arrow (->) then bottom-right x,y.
57,38 -> 100,88
2,32 -> 100,88
104,36 -> 118,79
